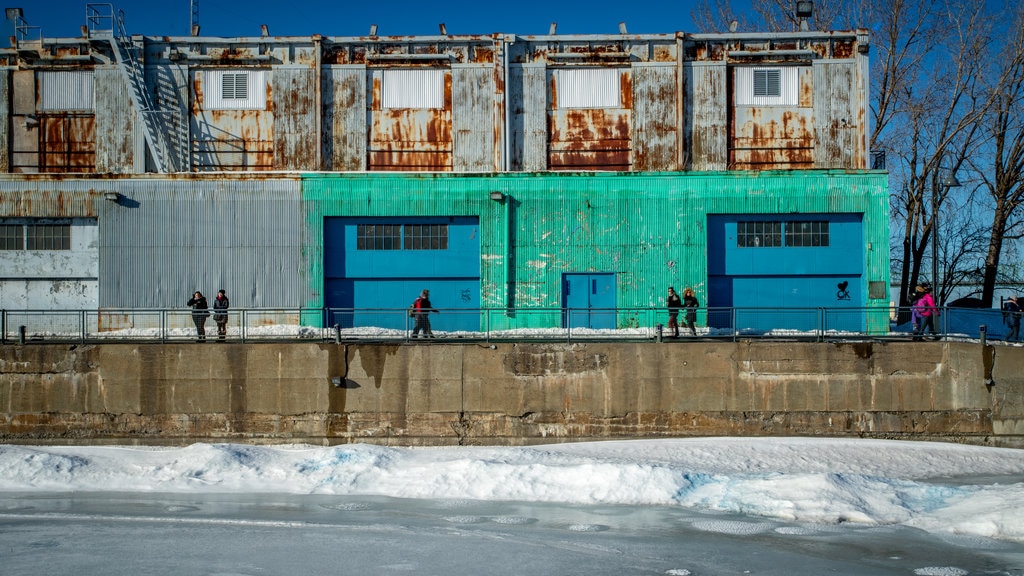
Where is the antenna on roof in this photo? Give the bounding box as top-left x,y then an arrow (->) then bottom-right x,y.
190,0 -> 199,36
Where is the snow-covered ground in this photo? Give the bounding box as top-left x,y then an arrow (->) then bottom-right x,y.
2,438 -> 1023,574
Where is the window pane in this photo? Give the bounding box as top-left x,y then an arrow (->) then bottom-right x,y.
737,221 -> 781,247
0,224 -> 24,250
785,221 -> 830,247
405,224 -> 448,250
356,224 -> 401,251
25,224 -> 70,250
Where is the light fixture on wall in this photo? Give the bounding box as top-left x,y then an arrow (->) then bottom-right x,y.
796,0 -> 813,18
489,191 -> 506,202
104,192 -> 122,202
24,113 -> 38,129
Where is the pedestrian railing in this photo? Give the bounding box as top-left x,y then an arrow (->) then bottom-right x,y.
0,306 -> 1010,344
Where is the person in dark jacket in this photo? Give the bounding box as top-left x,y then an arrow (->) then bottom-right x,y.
682,287 -> 699,336
410,289 -> 439,338
213,289 -> 229,341
187,290 -> 209,341
1004,295 -> 1021,342
666,286 -> 682,338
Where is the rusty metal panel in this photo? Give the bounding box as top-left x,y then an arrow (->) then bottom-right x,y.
452,64 -> 496,172
730,66 -> 814,170
37,114 -> 95,173
94,66 -> 134,174
323,65 -> 366,171
632,63 -> 677,171
685,62 -> 727,171
272,66 -> 318,170
548,68 -> 631,171
367,68 -> 453,171
509,63 -> 547,171
0,70 -> 9,173
814,60 -> 861,169
190,69 -> 274,171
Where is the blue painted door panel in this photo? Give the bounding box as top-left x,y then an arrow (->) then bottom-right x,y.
562,273 -> 616,329
324,216 -> 481,331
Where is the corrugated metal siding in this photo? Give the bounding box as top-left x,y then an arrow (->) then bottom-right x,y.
94,66 -> 134,174
367,68 -> 453,171
191,69 -> 274,171
509,63 -> 547,171
272,66 -> 318,170
0,70 -> 9,173
99,178 -> 303,307
452,65 -> 497,172
632,63 -> 677,171
548,68 -> 632,171
301,171 -> 889,319
731,66 -> 814,170
323,65 -> 367,171
686,62 -> 726,171
38,71 -> 94,111
149,64 -> 191,173
814,60 -> 857,169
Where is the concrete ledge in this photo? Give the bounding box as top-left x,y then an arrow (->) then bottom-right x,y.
1,341 -> 1021,447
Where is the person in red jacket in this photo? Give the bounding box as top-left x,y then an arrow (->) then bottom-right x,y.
410,289 -> 439,338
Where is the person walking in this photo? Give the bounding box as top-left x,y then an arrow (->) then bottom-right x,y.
187,290 -> 209,342
682,287 -> 699,336
917,283 -> 939,340
910,285 -> 925,341
666,287 -> 682,338
1004,295 -> 1021,342
213,289 -> 230,341
410,289 -> 439,338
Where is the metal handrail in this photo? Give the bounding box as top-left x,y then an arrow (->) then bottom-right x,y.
0,305 -> 1006,344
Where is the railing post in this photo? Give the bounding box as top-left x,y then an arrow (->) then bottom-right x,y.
18,325 -> 26,345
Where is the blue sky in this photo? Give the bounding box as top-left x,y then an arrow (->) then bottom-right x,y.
6,0 -> 712,39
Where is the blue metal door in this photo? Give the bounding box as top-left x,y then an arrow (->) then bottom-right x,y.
562,273 -> 616,329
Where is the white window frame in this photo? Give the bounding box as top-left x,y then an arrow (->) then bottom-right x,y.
39,71 -> 95,111
381,69 -> 445,109
735,67 -> 799,106
553,68 -> 622,109
203,70 -> 267,110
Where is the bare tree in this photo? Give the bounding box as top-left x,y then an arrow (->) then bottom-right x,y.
971,3 -> 1024,306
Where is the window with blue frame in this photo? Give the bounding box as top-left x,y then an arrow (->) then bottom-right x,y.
356,223 -> 449,251
737,220 -> 829,248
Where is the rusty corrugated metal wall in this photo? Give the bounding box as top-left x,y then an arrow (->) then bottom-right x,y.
94,65 -> 134,173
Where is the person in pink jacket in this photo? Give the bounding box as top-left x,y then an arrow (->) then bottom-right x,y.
915,283 -> 939,340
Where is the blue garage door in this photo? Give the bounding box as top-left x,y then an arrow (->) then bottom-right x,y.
706,214 -> 863,333
324,217 -> 480,331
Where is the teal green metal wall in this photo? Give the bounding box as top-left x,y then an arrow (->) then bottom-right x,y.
302,170 -> 890,331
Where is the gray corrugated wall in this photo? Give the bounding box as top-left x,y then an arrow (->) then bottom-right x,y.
0,70 -> 9,173
94,65 -> 134,174
632,63 -> 678,171
453,64 -> 497,172
273,66 -> 318,171
509,63 -> 547,171
814,60 -> 857,169
149,63 -> 192,173
685,61 -> 727,171
323,65 -> 366,171
95,179 -> 303,308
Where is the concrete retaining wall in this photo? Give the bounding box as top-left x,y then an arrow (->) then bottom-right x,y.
2,341 -> 1023,447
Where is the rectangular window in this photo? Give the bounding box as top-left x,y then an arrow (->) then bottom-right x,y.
553,68 -> 622,109
735,67 -> 799,106
0,224 -> 24,250
785,221 -> 830,247
0,222 -> 70,250
381,69 -> 445,109
203,70 -> 267,110
737,221 -> 782,247
404,224 -> 448,250
357,224 -> 402,250
26,224 -> 71,250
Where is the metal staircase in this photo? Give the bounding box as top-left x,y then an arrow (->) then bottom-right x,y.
86,4 -> 187,172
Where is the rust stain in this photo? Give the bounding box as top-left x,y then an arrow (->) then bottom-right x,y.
833,39 -> 855,59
